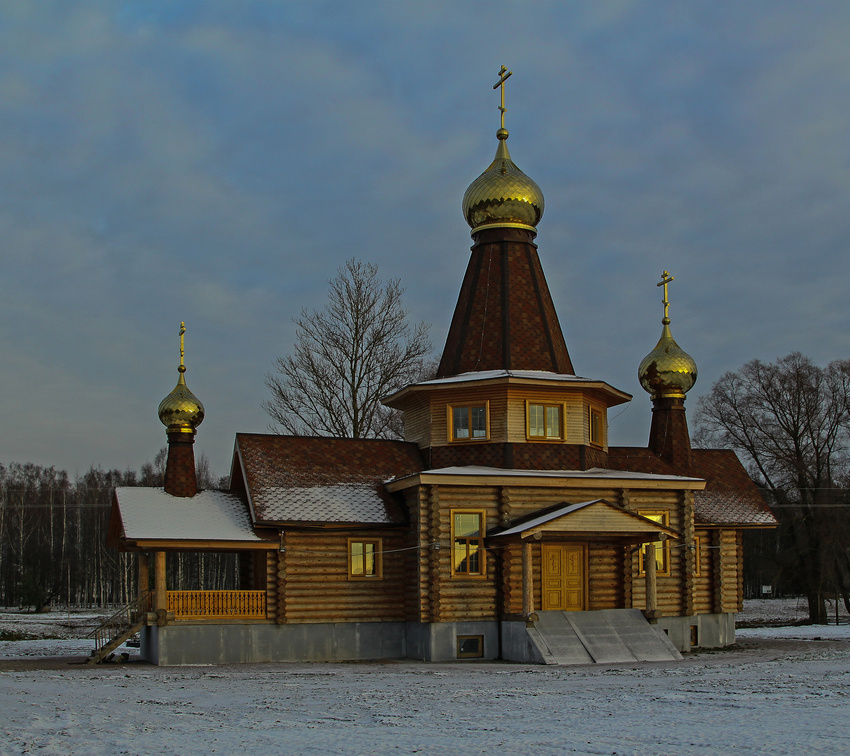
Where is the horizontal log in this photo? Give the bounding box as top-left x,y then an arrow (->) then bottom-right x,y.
283,615 -> 406,623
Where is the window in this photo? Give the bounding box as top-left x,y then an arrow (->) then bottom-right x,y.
348,539 -> 382,579
457,635 -> 484,658
448,402 -> 489,441
638,511 -> 670,575
452,510 -> 485,576
527,402 -> 563,440
589,407 -> 604,445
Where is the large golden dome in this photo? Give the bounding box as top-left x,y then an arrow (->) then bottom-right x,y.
158,323 -> 205,433
638,271 -> 697,398
462,128 -> 544,234
638,323 -> 698,398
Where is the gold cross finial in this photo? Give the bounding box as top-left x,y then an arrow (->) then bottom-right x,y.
656,271 -> 674,324
493,65 -> 513,131
179,322 -> 186,372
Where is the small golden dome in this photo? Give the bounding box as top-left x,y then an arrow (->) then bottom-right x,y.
638,323 -> 698,398
639,271 -> 697,398
158,323 -> 205,433
462,130 -> 544,234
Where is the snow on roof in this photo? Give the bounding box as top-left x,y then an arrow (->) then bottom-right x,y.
493,499 -> 678,538
417,369 -> 591,385
382,369 -> 632,406
250,485 -> 396,525
494,500 -> 601,536
115,488 -> 268,542
390,466 -> 704,484
695,490 -> 778,526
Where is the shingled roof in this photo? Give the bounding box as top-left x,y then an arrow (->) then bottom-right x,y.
607,447 -> 776,527
233,434 -> 424,526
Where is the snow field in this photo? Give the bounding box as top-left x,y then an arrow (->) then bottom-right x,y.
1,601 -> 849,755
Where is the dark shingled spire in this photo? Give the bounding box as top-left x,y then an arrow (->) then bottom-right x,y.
437,227 -> 574,378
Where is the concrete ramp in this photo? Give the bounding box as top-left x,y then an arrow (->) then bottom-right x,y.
530,609 -> 682,665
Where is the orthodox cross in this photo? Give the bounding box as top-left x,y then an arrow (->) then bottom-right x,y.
493,65 -> 513,130
179,321 -> 186,372
656,271 -> 674,323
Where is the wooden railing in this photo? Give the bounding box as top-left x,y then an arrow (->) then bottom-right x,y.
166,590 -> 267,619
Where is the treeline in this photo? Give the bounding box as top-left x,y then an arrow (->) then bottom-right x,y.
0,454 -> 236,610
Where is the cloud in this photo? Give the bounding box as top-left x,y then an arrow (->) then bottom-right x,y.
3,1 -> 850,471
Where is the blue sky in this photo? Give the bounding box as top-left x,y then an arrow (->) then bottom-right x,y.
3,1 -> 850,478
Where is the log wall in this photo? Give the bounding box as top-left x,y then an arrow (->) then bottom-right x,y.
624,489 -> 684,616
265,481 -> 742,626
273,529 -> 409,624
692,529 -> 713,614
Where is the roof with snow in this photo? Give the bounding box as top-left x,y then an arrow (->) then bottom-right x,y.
385,465 -> 706,491
383,370 -> 631,407
113,487 -> 271,544
233,433 -> 422,525
491,499 -> 680,539
608,447 -> 776,526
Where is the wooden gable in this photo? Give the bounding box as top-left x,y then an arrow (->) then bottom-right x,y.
492,499 -> 679,540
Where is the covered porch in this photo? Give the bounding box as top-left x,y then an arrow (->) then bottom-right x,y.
489,498 -> 679,619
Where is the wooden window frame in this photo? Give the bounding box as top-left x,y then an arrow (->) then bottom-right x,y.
447,401 -> 490,443
457,635 -> 484,658
589,405 -> 604,446
525,400 -> 566,441
451,509 -> 487,578
347,538 -> 383,580
638,510 -> 670,576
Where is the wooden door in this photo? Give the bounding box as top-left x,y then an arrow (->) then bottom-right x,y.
541,543 -> 585,611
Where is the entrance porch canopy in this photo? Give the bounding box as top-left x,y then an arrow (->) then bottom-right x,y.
488,499 -> 679,544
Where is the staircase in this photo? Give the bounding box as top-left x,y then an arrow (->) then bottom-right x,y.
528,608 -> 683,665
87,591 -> 151,664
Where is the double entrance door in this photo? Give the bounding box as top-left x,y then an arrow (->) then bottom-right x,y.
541,543 -> 586,611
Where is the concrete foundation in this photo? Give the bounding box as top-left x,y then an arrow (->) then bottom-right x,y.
654,612 -> 735,652
140,612 -> 736,665
142,622 -> 406,666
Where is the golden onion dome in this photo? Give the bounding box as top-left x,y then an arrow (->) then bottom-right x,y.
158,323 -> 205,433
638,323 -> 698,398
638,271 -> 698,399
462,128 -> 544,235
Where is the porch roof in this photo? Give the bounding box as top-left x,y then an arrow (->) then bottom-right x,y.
489,499 -> 679,540
112,487 -> 276,549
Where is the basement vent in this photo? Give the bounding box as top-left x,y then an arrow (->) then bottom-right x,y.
457,635 -> 484,659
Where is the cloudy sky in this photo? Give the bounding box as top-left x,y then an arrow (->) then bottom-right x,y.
3,1 -> 850,479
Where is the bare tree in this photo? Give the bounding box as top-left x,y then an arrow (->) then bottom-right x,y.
263,258 -> 432,439
695,353 -> 850,623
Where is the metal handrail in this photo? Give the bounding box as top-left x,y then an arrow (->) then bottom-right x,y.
88,590 -> 152,652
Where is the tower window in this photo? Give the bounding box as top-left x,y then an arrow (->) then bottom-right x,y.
589,407 -> 604,446
527,402 -> 564,439
448,403 -> 489,442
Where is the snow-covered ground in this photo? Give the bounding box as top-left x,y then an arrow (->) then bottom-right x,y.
1,601 -> 849,755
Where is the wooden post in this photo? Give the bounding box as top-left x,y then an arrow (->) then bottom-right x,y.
138,553 -> 150,599
645,542 -> 657,615
522,540 -> 533,617
154,551 -> 167,612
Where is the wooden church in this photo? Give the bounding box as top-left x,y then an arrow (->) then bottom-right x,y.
103,70 -> 775,666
